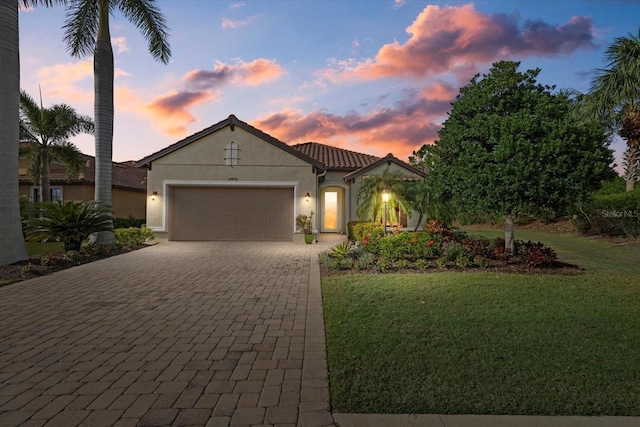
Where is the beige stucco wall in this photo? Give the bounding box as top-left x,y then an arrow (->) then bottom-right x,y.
348,162 -> 423,229
145,126 -> 317,236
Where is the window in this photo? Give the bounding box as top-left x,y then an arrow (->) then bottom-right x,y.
50,188 -> 62,202
225,142 -> 240,167
31,187 -> 63,202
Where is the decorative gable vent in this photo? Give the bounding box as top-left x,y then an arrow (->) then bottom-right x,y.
225,142 -> 240,167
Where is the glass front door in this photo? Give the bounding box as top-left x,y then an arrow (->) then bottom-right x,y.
322,190 -> 339,232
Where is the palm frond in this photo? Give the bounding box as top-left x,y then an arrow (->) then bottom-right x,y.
118,0 -> 171,63
49,143 -> 85,181
63,0 -> 99,58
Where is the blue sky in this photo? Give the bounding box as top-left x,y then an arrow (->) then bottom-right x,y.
18,0 -> 640,169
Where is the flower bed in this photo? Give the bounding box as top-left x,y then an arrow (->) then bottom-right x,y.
320,220 -> 580,275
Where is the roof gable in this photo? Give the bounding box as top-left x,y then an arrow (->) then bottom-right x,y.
342,153 -> 428,181
136,114 -> 324,170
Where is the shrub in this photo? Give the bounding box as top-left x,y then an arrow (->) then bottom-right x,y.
490,237 -> 507,260
115,226 -> 155,247
378,232 -> 411,262
462,237 -> 491,258
424,219 -> 451,235
329,241 -> 353,259
113,216 -> 145,229
519,241 -> 558,267
441,241 -> 465,261
24,201 -> 113,251
347,221 -> 365,240
396,259 -> 410,269
414,258 -> 429,269
407,232 -> 442,259
352,222 -> 384,242
571,187 -> 640,238
357,252 -> 376,266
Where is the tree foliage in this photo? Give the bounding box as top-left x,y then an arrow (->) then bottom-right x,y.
19,89 -> 93,201
586,29 -> 640,190
425,61 -> 615,251
24,200 -> 113,251
356,168 -> 412,225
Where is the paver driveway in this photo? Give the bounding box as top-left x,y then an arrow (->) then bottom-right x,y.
0,240 -> 340,427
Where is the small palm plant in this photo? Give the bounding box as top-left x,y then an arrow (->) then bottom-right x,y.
24,200 -> 113,251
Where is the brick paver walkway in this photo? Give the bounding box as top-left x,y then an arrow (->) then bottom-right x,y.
0,239 -> 341,427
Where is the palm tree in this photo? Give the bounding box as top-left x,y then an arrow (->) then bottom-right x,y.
62,0 -> 171,244
405,179 -> 456,231
20,90 -> 93,201
588,30 -> 640,191
0,1 -> 65,266
356,168 -> 412,226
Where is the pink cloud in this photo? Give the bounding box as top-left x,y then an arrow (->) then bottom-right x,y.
184,59 -> 284,89
253,82 -> 454,161
322,3 -> 596,82
145,90 -> 214,136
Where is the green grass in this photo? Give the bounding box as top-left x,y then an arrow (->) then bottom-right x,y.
25,241 -> 64,256
322,231 -> 640,415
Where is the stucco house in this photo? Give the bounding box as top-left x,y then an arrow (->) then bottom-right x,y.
19,152 -> 147,219
135,114 -> 426,241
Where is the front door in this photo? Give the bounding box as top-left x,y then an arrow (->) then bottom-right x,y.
321,189 -> 340,232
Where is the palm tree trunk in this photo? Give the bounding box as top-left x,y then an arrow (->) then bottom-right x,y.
40,150 -> 51,202
91,36 -> 115,245
0,1 -> 28,265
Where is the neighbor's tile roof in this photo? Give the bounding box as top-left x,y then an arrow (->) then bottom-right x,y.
19,153 -> 147,191
291,142 -> 379,170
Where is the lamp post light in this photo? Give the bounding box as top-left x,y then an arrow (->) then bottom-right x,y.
382,189 -> 389,236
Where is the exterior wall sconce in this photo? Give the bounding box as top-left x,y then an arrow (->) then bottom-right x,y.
305,192 -> 311,202
151,191 -> 158,201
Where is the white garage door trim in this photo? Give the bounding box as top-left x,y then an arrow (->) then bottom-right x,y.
151,180 -> 300,234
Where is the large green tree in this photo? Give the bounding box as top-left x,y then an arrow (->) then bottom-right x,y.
586,30 -> 640,191
20,90 -> 93,201
428,61 -> 615,253
63,0 -> 171,244
0,1 -> 65,266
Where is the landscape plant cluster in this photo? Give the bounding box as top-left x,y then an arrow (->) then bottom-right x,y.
320,220 -> 558,272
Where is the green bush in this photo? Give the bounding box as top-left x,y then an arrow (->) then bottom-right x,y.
572,189 -> 640,238
114,226 -> 155,247
24,201 -> 113,251
113,216 -> 145,229
351,222 -> 384,242
378,232 -> 410,262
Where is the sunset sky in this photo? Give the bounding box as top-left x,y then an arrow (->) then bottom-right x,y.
18,0 -> 640,169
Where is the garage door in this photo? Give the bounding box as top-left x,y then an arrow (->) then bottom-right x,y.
169,186 -> 294,241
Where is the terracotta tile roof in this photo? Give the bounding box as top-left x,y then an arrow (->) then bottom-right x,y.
291,142 -> 379,170
19,153 -> 147,191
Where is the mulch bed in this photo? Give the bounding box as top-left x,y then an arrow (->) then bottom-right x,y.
0,245 -> 149,286
321,258 -> 584,277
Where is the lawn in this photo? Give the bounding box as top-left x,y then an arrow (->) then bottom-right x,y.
322,230 -> 640,415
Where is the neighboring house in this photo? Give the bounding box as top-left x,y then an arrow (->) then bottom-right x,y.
18,152 -> 147,219
136,114 -> 427,241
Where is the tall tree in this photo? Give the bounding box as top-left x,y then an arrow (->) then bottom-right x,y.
587,30 -> 640,191
63,0 -> 171,244
428,61 -> 615,253
20,90 -> 93,201
0,1 -> 64,266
